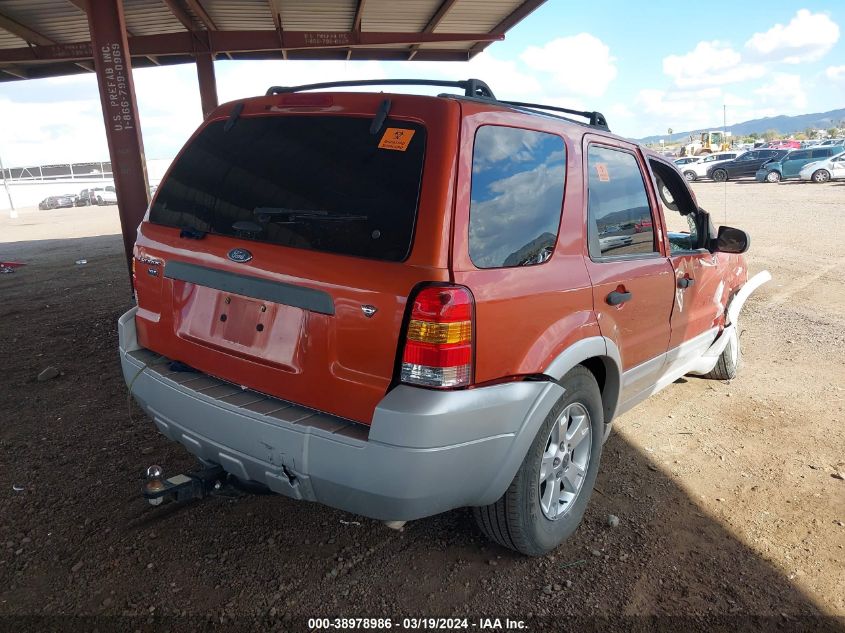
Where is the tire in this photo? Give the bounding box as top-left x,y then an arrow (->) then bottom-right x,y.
812,169 -> 831,183
712,169 -> 728,182
473,366 -> 604,556
765,170 -> 781,183
684,171 -> 697,182
703,325 -> 741,380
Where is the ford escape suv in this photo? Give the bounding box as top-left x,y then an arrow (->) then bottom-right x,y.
119,78 -> 769,556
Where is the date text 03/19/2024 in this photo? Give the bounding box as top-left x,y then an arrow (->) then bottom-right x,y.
307,617 -> 529,630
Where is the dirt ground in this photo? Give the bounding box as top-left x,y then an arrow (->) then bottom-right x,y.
0,183 -> 843,633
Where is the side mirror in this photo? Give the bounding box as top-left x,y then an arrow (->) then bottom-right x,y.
712,225 -> 750,254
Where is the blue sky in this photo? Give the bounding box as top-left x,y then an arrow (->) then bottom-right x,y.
1,1 -> 843,165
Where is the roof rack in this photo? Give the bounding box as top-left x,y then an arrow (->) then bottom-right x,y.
263,78 -> 610,131
266,78 -> 495,99
498,100 -> 608,130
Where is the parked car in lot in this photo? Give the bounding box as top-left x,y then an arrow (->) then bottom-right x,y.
680,151 -> 742,182
755,146 -> 844,182
767,140 -> 801,150
76,188 -> 97,206
817,138 -> 845,147
37,194 -> 74,210
708,149 -> 789,182
77,186 -> 117,205
673,157 -> 700,166
119,78 -> 769,556
91,186 -> 117,205
799,150 -> 845,182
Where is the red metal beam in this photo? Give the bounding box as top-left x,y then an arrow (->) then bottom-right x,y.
347,0 -> 366,59
469,0 -> 545,56
86,0 -> 150,281
408,0 -> 459,60
195,51 -> 217,118
352,0 -> 366,32
0,29 -> 500,63
184,0 -> 217,30
67,0 -> 160,65
161,0 -> 196,31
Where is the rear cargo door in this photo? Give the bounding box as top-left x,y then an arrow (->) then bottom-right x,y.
133,102 -> 458,424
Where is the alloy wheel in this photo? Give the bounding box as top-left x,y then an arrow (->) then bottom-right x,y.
538,403 -> 592,520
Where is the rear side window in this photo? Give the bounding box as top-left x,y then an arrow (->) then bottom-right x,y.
468,126 -> 566,268
811,148 -> 832,158
587,146 -> 657,259
788,151 -> 809,160
150,115 -> 426,262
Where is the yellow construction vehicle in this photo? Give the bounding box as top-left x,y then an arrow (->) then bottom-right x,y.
680,130 -> 731,156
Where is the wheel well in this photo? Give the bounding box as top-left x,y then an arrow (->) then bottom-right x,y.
578,357 -> 620,425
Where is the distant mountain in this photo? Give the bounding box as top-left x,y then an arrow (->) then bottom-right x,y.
504,232 -> 556,267
637,108 -> 845,144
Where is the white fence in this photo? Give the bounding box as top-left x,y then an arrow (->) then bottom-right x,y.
1,158 -> 173,211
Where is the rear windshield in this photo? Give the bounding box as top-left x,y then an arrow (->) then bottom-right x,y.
149,115 -> 426,261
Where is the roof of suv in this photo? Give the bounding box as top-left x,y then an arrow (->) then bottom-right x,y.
254,78 -> 613,133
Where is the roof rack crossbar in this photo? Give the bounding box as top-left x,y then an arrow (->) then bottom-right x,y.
266,78 -> 495,99
264,79 -> 611,131
499,100 -> 609,130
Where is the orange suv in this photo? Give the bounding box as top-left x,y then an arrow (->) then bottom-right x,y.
119,79 -> 769,556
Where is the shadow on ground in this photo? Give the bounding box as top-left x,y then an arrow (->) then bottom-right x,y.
0,235 -> 842,633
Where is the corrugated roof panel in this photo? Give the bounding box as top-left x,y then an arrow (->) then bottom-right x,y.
0,30 -> 27,50
279,0 -> 356,31
0,0 -> 544,82
0,0 -> 91,44
435,0 -> 520,33
416,41 -> 477,50
203,0 -> 274,30
123,0 -> 189,35
362,0 -> 442,33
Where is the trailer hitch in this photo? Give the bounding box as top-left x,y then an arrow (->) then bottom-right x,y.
143,463 -> 227,506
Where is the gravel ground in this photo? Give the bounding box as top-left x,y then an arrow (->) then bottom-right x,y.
0,183 -> 843,633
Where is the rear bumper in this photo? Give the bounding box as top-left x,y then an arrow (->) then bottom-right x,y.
119,308 -> 562,521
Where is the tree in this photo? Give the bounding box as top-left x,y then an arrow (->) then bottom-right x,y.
763,129 -> 780,141
747,132 -> 759,140
828,127 -> 839,138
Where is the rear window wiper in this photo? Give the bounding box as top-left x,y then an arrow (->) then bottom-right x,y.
254,207 -> 367,222
179,226 -> 206,239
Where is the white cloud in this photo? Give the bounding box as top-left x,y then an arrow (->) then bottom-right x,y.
754,73 -> 807,111
745,9 -> 840,64
521,34 -> 617,97
826,65 -> 845,81
663,41 -> 765,88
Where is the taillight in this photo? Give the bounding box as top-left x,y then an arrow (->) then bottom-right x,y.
131,256 -> 137,298
400,285 -> 474,388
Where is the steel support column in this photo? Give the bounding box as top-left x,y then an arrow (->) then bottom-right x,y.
195,52 -> 218,118
86,0 -> 149,280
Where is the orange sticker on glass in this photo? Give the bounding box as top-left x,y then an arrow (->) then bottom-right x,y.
378,128 -> 416,151
595,163 -> 610,182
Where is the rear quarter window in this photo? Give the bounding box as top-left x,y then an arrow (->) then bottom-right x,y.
468,126 -> 566,268
149,115 -> 426,262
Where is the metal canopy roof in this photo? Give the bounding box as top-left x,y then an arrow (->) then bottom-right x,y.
0,0 -> 546,82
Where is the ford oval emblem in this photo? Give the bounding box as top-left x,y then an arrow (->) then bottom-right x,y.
227,248 -> 253,263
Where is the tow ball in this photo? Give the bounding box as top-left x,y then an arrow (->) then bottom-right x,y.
143,463 -> 227,506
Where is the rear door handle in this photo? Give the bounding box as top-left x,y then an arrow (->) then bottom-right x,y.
678,277 -> 696,289
606,290 -> 632,306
